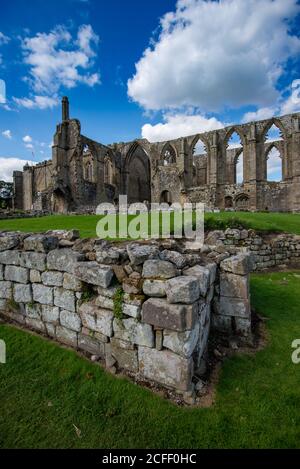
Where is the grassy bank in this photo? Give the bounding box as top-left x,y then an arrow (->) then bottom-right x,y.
0,211 -> 300,238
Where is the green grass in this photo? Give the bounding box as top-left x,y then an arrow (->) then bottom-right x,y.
1,272 -> 300,448
0,211 -> 300,238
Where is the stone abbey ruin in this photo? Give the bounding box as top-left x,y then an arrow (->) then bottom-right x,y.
13,97 -> 300,213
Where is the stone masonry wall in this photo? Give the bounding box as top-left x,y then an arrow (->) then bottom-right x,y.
0,230 -> 253,401
205,228 -> 300,271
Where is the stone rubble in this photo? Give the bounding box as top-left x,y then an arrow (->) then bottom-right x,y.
0,229 -> 264,400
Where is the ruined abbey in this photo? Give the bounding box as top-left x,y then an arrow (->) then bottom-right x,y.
13,97 -> 300,213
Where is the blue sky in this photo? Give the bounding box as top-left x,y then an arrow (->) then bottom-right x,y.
0,0 -> 300,181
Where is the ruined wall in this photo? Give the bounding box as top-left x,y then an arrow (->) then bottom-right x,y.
13,100 -> 300,213
205,228 -> 300,271
0,231 -> 252,402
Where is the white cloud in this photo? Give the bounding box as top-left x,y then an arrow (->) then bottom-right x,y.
14,95 -> 59,110
280,79 -> 300,114
128,0 -> 300,112
0,32 -> 9,45
142,112 -> 224,142
242,79 -> 300,122
22,135 -> 32,143
21,24 -> 100,95
242,107 -> 276,123
0,157 -> 36,182
25,143 -> 34,150
2,130 -> 12,139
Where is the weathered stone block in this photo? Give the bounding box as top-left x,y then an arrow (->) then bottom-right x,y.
183,265 -> 211,296
13,283 -> 32,303
32,284 -> 53,305
142,260 -> 177,279
127,243 -> 159,266
0,234 -> 19,251
0,265 -> 3,281
143,279 -> 166,297
20,252 -> 46,271
0,280 -> 12,299
122,276 -> 142,294
122,302 -> 141,319
112,265 -> 127,283
75,262 -> 114,287
219,296 -> 251,319
138,346 -> 193,391
56,325 -> 78,347
25,303 -> 42,319
220,272 -> 249,299
45,323 -> 56,338
24,234 -> 58,252
41,305 -> 59,323
123,293 -> 144,306
96,248 -> 120,264
97,285 -> 119,298
0,298 -> 7,310
0,250 -> 20,265
5,265 -> 29,284
63,273 -> 83,291
30,269 -> 41,283
113,318 -> 154,348
79,302 -> 114,337
95,295 -> 114,310
60,309 -> 81,332
142,298 -> 197,332
166,276 -> 200,304
111,338 -> 138,372
78,333 -> 105,356
235,317 -> 252,336
220,253 -> 254,275
47,249 -> 84,273
25,317 -> 46,333
1,308 -> 25,323
163,323 -> 200,358
95,308 -> 114,337
54,288 -> 75,312
41,271 -> 63,287
211,313 -> 232,333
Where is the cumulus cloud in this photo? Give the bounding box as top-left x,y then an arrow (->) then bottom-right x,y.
21,24 -> 100,94
142,112 -> 224,142
242,107 -> 276,123
0,157 -> 36,182
13,24 -> 100,110
128,0 -> 300,112
22,135 -> 32,143
280,79 -> 300,114
242,79 -> 300,122
1,130 -> 12,139
14,95 -> 59,110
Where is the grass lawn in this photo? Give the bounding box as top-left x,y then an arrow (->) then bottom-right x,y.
0,272 -> 300,448
0,211 -> 300,238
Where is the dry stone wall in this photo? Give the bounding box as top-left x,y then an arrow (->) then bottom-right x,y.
0,230 -> 253,400
205,228 -> 300,271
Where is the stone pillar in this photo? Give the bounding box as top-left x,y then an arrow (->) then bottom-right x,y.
62,96 -> 69,121
290,116 -> 300,211
12,171 -> 23,210
179,138 -> 192,189
22,166 -> 33,211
